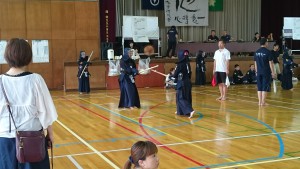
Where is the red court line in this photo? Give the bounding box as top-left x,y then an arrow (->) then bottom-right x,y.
62,97 -> 207,167
138,103 -> 207,168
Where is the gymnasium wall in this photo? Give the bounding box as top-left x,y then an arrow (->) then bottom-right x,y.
261,0 -> 300,52
0,0 -> 100,89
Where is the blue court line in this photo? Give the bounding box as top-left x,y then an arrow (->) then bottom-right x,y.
88,101 -> 204,136
56,99 -> 204,148
89,102 -> 166,135
155,113 -> 203,129
228,109 -> 284,158
187,106 -> 285,169
54,133 -> 163,148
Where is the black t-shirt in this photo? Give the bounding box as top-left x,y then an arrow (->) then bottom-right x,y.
208,35 -> 219,41
254,47 -> 273,75
271,50 -> 280,64
167,29 -> 178,41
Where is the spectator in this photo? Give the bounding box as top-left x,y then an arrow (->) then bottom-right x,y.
208,30 -> 219,42
232,64 -> 244,84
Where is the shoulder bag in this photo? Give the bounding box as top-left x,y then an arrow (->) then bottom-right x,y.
0,77 -> 52,165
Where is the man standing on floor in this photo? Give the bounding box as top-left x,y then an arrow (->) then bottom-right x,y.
254,38 -> 276,106
166,26 -> 178,58
213,39 -> 231,101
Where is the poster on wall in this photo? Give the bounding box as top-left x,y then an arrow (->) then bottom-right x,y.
0,40 -> 7,64
32,40 -> 49,63
164,0 -> 208,26
293,18 -> 300,40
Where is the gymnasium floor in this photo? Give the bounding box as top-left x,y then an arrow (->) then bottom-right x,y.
51,81 -> 300,169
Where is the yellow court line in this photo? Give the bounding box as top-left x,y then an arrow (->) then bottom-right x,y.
216,156 -> 300,169
79,98 -> 252,169
56,120 -> 120,169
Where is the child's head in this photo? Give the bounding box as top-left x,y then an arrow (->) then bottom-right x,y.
234,64 -> 240,70
124,141 -> 159,169
249,64 -> 255,70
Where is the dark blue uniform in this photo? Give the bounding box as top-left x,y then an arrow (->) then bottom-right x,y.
118,49 -> 140,108
233,70 -> 243,84
78,56 -> 90,93
174,50 -> 194,116
281,50 -> 299,90
166,26 -> 178,57
195,51 -> 206,85
220,34 -> 231,42
254,47 -> 273,92
245,69 -> 257,84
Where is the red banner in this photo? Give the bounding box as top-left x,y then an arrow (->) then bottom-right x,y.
100,0 -> 116,42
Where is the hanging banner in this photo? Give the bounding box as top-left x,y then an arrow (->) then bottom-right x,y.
142,0 -> 164,10
209,0 -> 223,11
164,0 -> 208,26
100,0 -> 116,42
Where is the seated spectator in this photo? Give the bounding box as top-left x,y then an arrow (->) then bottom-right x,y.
244,64 -> 257,84
232,64 -> 244,84
220,30 -> 231,42
267,33 -> 274,41
165,68 -> 175,89
252,32 -> 261,42
207,30 -> 219,42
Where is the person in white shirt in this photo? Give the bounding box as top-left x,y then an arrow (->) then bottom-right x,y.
0,38 -> 58,169
213,40 -> 231,101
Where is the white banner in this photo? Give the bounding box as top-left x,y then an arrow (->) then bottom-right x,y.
164,0 -> 208,26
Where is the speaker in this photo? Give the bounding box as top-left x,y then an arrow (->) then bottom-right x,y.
101,42 -> 113,60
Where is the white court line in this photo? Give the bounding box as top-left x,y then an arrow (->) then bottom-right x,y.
67,155 -> 83,169
216,156 -> 300,169
53,130 -> 300,159
53,148 -> 131,158
195,88 -> 300,106
194,91 -> 300,111
56,120 -> 120,169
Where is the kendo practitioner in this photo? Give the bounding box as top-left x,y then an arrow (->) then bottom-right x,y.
118,48 -> 141,108
281,49 -> 300,90
174,50 -> 195,118
195,50 -> 206,85
77,51 -> 91,94
183,50 -> 192,105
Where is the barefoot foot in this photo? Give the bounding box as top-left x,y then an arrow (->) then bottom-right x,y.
188,111 -> 195,119
216,96 -> 222,100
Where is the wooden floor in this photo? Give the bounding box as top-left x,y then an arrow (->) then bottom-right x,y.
51,81 -> 300,169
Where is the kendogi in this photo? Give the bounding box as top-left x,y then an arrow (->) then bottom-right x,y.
195,50 -> 206,85
173,50 -> 195,118
77,51 -> 91,94
118,48 -> 141,108
281,49 -> 299,90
